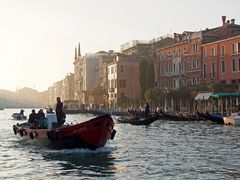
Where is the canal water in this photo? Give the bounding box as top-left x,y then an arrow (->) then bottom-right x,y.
0,108 -> 239,179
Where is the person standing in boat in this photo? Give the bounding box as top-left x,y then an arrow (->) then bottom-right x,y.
55,97 -> 65,126
144,102 -> 150,118
20,109 -> 24,116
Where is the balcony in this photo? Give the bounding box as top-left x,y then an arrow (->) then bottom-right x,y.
108,88 -> 115,93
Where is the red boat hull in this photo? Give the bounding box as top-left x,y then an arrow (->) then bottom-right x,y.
13,114 -> 116,150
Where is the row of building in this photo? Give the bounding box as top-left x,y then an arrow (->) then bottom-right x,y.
43,16 -> 240,112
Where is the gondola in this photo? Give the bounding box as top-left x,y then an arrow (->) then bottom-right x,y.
117,114 -> 159,125
197,111 -> 224,124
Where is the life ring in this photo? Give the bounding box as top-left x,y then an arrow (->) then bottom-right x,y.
19,129 -> 24,137
13,125 -> 17,135
110,129 -> 116,140
29,132 -> 34,139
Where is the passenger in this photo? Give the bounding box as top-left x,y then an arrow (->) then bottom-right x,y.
144,102 -> 150,118
37,109 -> 45,120
47,108 -> 54,114
28,109 -> 38,124
55,97 -> 66,126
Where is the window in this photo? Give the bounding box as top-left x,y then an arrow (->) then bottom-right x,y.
192,59 -> 195,69
120,65 -> 124,72
211,48 -> 215,58
231,44 -> 235,54
192,77 -> 195,85
203,64 -> 206,79
212,63 -> 215,78
238,43 -> 240,53
119,79 -> 126,88
192,43 -> 198,52
232,59 -> 236,72
239,58 -> 240,71
222,60 -> 225,73
202,49 -> 206,60
221,46 -> 225,57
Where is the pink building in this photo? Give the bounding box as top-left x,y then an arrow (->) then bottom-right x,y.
107,54 -> 141,109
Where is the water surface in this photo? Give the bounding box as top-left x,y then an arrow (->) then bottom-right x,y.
0,108 -> 239,179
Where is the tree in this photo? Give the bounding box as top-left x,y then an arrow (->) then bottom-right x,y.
139,59 -> 148,100
139,59 -> 155,100
145,62 -> 155,90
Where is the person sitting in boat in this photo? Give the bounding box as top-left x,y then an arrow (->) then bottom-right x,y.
144,102 -> 150,118
28,109 -> 38,125
55,97 -> 66,126
37,109 -> 45,120
47,108 -> 54,114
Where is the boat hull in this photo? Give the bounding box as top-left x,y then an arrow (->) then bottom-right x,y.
13,114 -> 116,150
197,112 -> 224,124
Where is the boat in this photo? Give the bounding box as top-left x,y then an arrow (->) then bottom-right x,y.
13,114 -> 116,150
223,113 -> 240,126
116,114 -> 159,125
12,113 -> 27,120
197,111 -> 224,124
63,100 -> 81,114
160,110 -> 204,121
127,109 -> 146,117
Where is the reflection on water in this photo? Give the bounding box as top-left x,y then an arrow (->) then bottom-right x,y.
42,148 -> 116,178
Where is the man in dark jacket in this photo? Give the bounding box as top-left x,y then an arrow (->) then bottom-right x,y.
28,109 -> 38,124
55,97 -> 65,126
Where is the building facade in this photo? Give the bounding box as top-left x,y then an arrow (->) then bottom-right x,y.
107,54 -> 141,109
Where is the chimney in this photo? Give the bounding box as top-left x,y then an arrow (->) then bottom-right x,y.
222,16 -> 226,26
231,19 -> 235,24
227,20 -> 230,24
174,33 -> 177,42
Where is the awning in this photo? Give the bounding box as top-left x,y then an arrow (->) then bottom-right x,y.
194,92 -> 212,100
211,92 -> 240,99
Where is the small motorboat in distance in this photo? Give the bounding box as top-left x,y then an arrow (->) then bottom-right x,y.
13,114 -> 116,150
12,113 -> 27,120
223,112 -> 240,126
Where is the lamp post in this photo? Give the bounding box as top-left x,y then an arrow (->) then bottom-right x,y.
164,87 -> 169,112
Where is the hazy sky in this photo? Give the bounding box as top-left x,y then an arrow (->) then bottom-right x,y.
0,0 -> 239,92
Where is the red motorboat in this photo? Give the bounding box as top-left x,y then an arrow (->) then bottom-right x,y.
13,114 -> 116,150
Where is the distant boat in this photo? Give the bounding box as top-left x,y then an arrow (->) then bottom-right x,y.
224,113 -> 240,126
117,114 -> 159,125
13,114 -> 116,150
12,113 -> 27,120
0,108 -> 3,110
